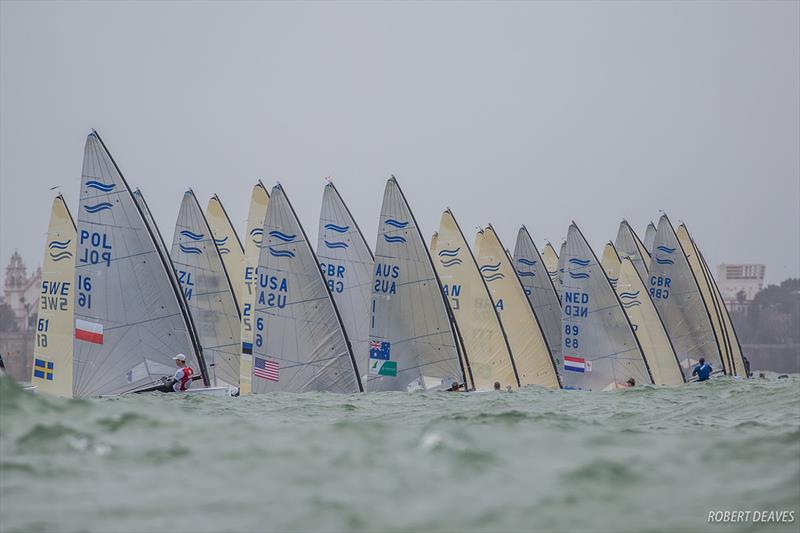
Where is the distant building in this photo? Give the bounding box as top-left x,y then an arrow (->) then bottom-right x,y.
716,263 -> 766,312
2,250 -> 41,332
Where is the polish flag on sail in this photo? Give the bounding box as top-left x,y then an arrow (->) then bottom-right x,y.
75,319 -> 104,344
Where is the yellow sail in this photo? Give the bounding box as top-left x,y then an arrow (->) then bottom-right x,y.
541,242 -> 559,287
475,226 -> 559,388
617,258 -> 684,385
32,195 -> 76,397
206,195 -> 245,308
238,182 -> 270,395
676,224 -> 731,374
600,242 -> 621,290
430,231 -> 438,255
432,211 -> 518,391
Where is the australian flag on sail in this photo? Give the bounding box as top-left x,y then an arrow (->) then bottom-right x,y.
369,340 -> 391,361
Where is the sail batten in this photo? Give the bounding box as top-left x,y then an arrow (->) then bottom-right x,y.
367,177 -> 465,391
252,184 -> 361,393
73,132 -> 207,398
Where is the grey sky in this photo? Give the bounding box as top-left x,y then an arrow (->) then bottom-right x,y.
1,1 -> 798,283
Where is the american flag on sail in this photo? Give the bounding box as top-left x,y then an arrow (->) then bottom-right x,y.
253,356 -> 279,382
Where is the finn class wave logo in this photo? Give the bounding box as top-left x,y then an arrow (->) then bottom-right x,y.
517,271 -> 535,278
250,228 -> 264,244
438,248 -> 460,257
269,230 -> 296,243
480,263 -> 504,282
568,271 -> 590,279
48,239 -> 73,261
438,248 -> 462,267
180,230 -> 204,241
517,258 -> 537,267
383,234 -> 406,244
619,290 -> 641,308
214,237 -> 231,255
384,219 -> 409,229
656,246 -> 675,254
324,240 -> 349,249
324,223 -> 349,233
268,246 -> 295,258
654,257 -> 674,265
85,180 -> 116,193
179,243 -> 202,255
568,258 -> 591,267
84,202 -> 113,213
609,277 -> 618,287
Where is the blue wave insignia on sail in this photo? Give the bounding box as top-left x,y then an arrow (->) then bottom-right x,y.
438,248 -> 460,257
213,237 -> 231,254
84,202 -> 113,213
85,180 -> 116,193
324,240 -> 349,249
268,246 -> 295,258
384,219 -> 409,229
621,300 -> 642,308
618,291 -> 640,300
50,250 -> 73,262
568,258 -> 591,267
479,263 -> 501,273
324,223 -> 349,233
568,271 -> 590,279
483,273 -> 505,282
656,246 -> 676,254
180,230 -> 205,241
608,277 -> 618,287
179,243 -> 203,255
250,228 -> 264,244
517,271 -> 536,277
383,234 -> 406,244
440,257 -> 463,268
49,239 -> 71,250
269,230 -> 297,243
517,258 -> 537,267
654,258 -> 675,265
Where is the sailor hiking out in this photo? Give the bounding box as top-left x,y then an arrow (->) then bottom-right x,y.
153,354 -> 195,393
692,358 -> 713,382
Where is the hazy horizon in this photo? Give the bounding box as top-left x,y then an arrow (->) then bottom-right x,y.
2,1 -> 798,284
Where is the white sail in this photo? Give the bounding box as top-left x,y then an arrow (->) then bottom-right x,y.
367,177 -> 464,392
476,226 -> 559,388
560,223 -> 652,391
432,210 -> 518,390
600,242 -> 621,290
73,132 -> 207,397
541,242 -> 560,288
556,241 -> 567,299
512,227 -> 562,368
615,220 -> 651,279
316,181 -> 375,380
649,215 -> 724,379
238,182 -> 269,395
32,195 -> 76,397
616,257 -> 684,386
644,221 -> 657,257
171,190 -> 242,388
206,195 -> 246,307
696,240 -> 748,377
252,184 -> 361,393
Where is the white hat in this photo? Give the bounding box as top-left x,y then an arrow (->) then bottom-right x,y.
173,353 -> 187,361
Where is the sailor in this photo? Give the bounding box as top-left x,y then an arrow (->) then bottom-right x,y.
493,381 -> 501,391
626,377 -> 636,387
743,356 -> 752,378
154,354 -> 194,393
692,358 -> 712,382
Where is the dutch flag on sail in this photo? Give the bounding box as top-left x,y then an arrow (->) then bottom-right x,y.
564,356 -> 591,373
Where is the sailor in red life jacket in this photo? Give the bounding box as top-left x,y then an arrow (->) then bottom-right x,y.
170,354 -> 194,392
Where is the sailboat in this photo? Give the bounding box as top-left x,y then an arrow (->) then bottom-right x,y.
206,195 -> 246,306
316,181 -> 375,381
31,194 -> 76,397
602,243 -> 684,386
556,241 -> 567,299
541,242 -> 560,287
475,225 -> 560,388
251,184 -> 361,393
649,214 -> 724,379
643,221 -> 657,257
560,223 -> 652,391
72,131 -> 211,398
677,224 -> 747,377
512,227 -> 562,374
171,190 -> 242,389
431,210 -> 518,391
367,177 -> 466,392
614,220 -> 651,278
238,182 -> 270,395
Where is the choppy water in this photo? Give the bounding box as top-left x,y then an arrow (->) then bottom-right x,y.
1,375 -> 799,533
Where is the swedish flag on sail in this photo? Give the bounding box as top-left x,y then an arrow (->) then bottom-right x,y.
33,358 -> 54,381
